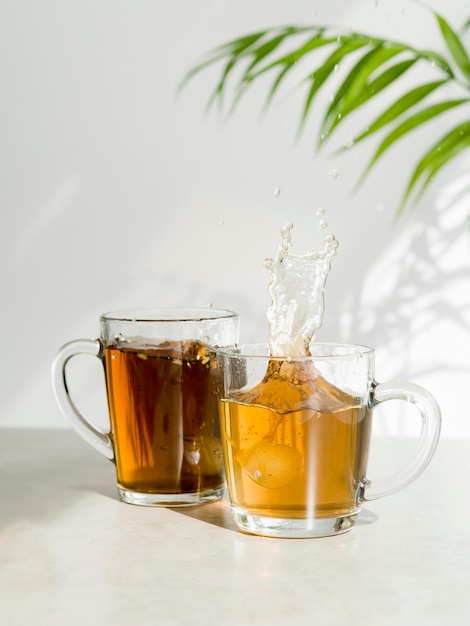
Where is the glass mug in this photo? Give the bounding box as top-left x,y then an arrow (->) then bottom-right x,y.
216,342 -> 441,538
51,308 -> 239,506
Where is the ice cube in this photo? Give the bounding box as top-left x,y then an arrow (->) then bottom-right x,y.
240,442 -> 303,488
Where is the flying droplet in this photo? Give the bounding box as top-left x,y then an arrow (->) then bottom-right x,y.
316,207 -> 325,217
344,136 -> 354,148
318,220 -> 328,230
328,168 -> 340,179
273,187 -> 281,196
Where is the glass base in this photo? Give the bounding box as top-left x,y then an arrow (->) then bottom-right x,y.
118,486 -> 224,507
231,506 -> 359,538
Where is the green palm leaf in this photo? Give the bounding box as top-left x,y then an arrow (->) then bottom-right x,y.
213,29 -> 299,112
320,49 -> 416,144
357,98 -> 468,190
297,37 -> 371,134
435,13 -> 470,81
399,120 -> 470,213
237,30 -> 338,112
226,31 -> 294,112
178,31 -> 266,92
181,8 -> 470,216
248,31 -> 337,110
350,80 -> 449,146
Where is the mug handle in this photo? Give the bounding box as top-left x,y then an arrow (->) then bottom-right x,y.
51,339 -> 114,460
361,381 -> 441,501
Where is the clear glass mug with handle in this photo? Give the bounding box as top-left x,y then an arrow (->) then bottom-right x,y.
52,308 -> 239,506
216,342 -> 441,538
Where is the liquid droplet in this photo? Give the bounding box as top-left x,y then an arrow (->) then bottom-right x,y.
328,168 -> 340,179
273,187 -> 281,196
316,207 -> 325,216
318,220 -> 328,230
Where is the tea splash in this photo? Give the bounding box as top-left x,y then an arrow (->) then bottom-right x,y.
264,222 -> 339,356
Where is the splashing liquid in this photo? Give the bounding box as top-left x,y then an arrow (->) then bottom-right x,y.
264,222 -> 339,356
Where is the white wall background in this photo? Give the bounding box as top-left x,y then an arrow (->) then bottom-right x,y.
1,0 -> 469,437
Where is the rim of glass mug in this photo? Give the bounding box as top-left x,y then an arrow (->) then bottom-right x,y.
216,342 -> 374,360
101,308 -> 239,323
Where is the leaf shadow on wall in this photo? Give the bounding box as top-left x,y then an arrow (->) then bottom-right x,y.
332,161 -> 470,436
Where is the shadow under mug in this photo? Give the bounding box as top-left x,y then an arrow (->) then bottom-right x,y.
51,308 -> 239,506
216,342 -> 441,538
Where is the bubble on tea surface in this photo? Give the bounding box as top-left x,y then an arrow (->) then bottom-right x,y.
240,442 -> 303,488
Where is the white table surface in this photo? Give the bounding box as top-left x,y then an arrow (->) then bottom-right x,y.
1,428 -> 469,626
